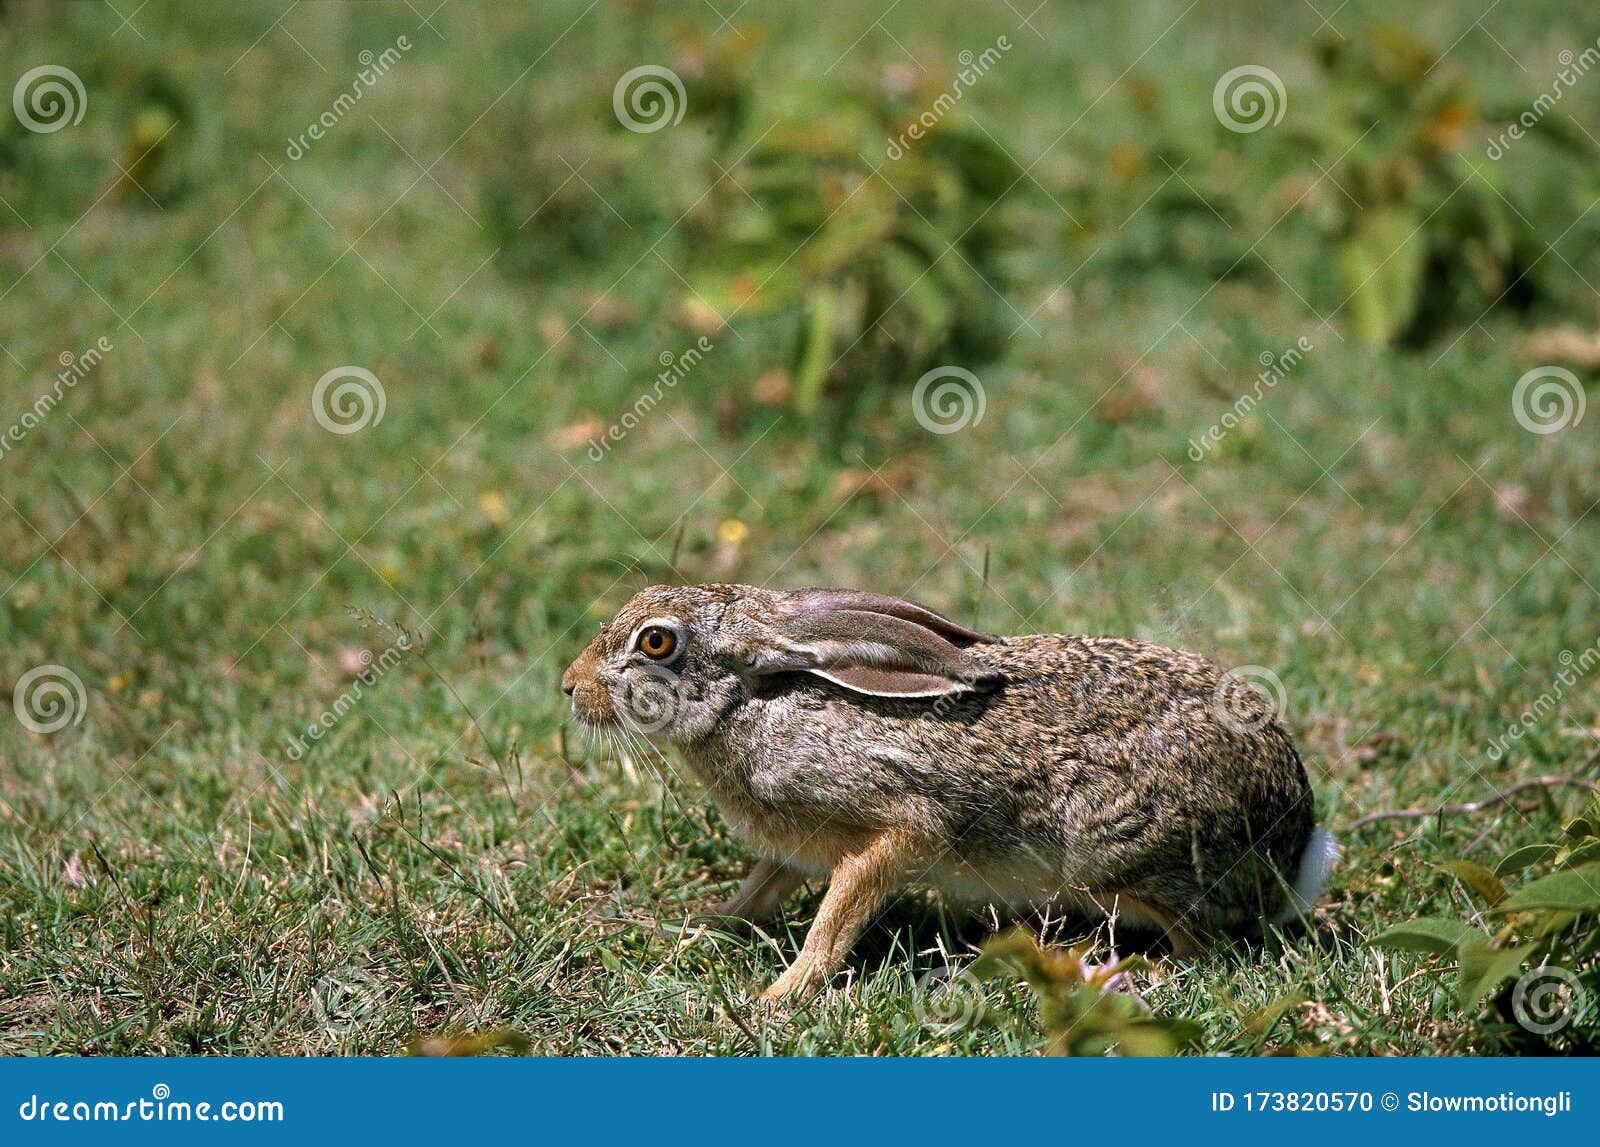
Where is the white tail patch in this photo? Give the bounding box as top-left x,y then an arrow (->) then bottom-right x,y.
1273,827 -> 1340,924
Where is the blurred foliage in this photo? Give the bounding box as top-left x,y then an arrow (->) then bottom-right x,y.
481,114 -> 692,281
477,17 -> 1600,425
973,929 -> 1203,1056
1063,26 -> 1600,347
480,30 -> 748,280
408,1026 -> 531,1057
1373,796 -> 1600,1053
683,58 -> 1022,416
1059,76 -> 1263,282
481,29 -> 1022,419
1306,29 -> 1546,346
115,70 -> 192,206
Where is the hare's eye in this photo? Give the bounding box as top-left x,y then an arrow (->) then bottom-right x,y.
636,625 -> 678,661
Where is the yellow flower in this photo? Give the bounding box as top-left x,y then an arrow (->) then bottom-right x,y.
716,517 -> 750,550
479,490 -> 508,526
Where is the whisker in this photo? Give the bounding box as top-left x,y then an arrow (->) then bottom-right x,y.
616,720 -> 691,817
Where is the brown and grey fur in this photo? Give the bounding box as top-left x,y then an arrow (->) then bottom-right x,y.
562,583 -> 1335,1000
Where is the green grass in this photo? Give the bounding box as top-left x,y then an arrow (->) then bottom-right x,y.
2,0 -> 1599,1055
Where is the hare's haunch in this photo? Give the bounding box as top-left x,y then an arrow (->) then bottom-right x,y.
562,584 -> 1336,999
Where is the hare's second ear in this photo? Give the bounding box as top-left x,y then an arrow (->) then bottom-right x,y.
740,590 -> 1001,698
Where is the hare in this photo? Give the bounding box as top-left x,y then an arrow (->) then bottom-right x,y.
561,584 -> 1336,1000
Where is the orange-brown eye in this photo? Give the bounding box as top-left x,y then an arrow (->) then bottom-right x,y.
636,625 -> 678,661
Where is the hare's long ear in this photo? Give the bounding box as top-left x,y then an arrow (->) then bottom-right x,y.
737,589 -> 1001,698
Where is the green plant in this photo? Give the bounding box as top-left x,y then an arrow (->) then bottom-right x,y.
1300,28 -> 1558,345
1373,798 -> 1600,1052
685,72 -> 1021,417
1059,27 -> 1600,346
972,929 -> 1202,1056
1058,79 -> 1262,282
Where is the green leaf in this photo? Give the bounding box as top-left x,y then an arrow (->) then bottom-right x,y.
1439,859 -> 1507,906
1456,937 -> 1534,1009
1494,843 -> 1560,877
1112,1017 -> 1205,1057
1559,840 -> 1600,869
791,286 -> 840,417
1372,917 -> 1481,956
1243,992 -> 1310,1042
1497,862 -> 1600,913
1339,208 -> 1424,345
409,1027 -> 530,1057
921,125 -> 1024,198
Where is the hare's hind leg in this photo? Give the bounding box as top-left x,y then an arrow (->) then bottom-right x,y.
761,832 -> 919,1001
709,858 -> 805,922
1100,890 -> 1205,957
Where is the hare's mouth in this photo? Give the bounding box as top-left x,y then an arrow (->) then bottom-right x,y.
566,684 -> 618,727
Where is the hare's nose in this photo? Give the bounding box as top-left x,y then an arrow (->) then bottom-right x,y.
560,665 -> 577,696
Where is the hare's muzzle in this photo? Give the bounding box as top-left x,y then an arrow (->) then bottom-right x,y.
561,649 -> 615,724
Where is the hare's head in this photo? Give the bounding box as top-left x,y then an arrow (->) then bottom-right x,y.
561,584 -> 1001,744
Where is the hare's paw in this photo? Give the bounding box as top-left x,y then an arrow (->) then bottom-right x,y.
759,957 -> 828,1003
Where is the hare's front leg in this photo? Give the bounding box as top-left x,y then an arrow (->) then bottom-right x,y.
709,858 -> 805,922
760,832 -> 917,1001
